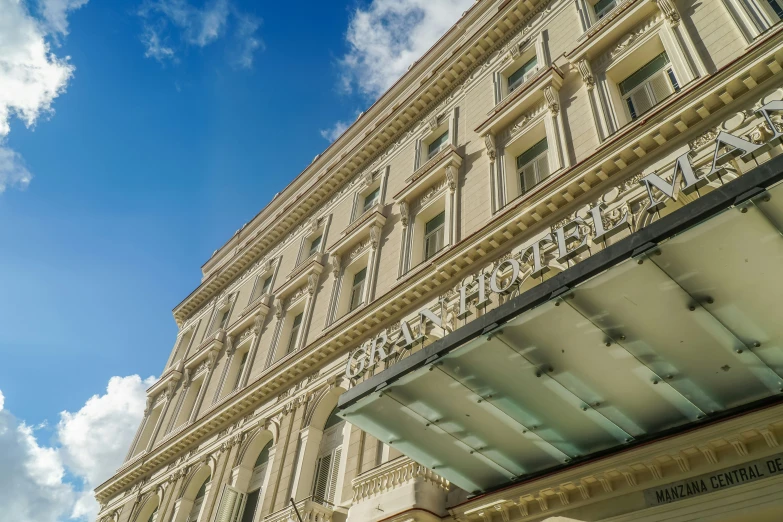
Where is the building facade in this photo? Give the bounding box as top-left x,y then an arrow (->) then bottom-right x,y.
95,1 -> 783,522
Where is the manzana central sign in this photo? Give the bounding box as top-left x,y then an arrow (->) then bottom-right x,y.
345,100 -> 783,379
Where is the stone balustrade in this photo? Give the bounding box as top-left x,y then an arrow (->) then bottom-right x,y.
351,456 -> 450,503
264,497 -> 334,522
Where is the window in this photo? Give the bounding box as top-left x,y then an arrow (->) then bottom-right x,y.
516,138 -> 551,196
424,212 -> 446,261
362,188 -> 380,214
427,131 -> 450,161
594,0 -> 617,20
251,274 -> 273,302
232,352 -> 248,391
308,236 -> 322,257
349,268 -> 367,311
312,412 -> 345,506
619,52 -> 680,120
147,509 -> 158,522
508,56 -> 538,93
187,478 -> 210,522
768,0 -> 783,19
240,442 -> 271,522
286,313 -> 303,354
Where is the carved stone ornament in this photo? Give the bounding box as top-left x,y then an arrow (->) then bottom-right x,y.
654,0 -> 680,24
577,59 -> 595,89
543,86 -> 560,115
399,201 -> 410,226
274,298 -> 283,319
445,165 -> 458,193
484,134 -> 496,163
250,314 -> 263,335
306,216 -> 319,236
427,115 -> 439,131
369,225 -> 381,249
362,169 -> 374,188
307,273 -> 319,295
331,253 -> 342,278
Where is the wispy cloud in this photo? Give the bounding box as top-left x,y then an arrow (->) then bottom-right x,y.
0,0 -> 85,194
320,120 -> 351,142
139,0 -> 263,68
338,0 -> 474,99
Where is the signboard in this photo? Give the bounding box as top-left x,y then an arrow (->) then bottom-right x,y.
345,100 -> 783,380
644,452 -> 783,506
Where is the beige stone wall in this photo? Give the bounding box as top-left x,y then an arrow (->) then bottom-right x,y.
97,0 -> 783,521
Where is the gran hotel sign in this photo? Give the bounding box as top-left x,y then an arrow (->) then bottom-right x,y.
345,101 -> 783,379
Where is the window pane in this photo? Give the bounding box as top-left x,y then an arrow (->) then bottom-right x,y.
619,52 -> 670,94
239,490 -> 260,522
769,0 -> 783,18
353,268 -> 367,285
261,275 -> 272,294
363,188 -> 380,212
516,138 -> 548,170
508,56 -> 538,92
594,0 -> 616,18
427,131 -> 449,159
287,313 -> 303,354
425,212 -> 446,234
309,236 -> 322,256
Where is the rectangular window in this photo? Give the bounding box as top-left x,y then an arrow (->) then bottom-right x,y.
594,0 -> 617,19
362,188 -> 380,213
313,447 -> 342,505
768,0 -> 783,18
308,235 -> 322,257
424,212 -> 446,261
349,268 -> 367,311
516,138 -> 551,196
507,56 -> 538,93
251,274 -> 273,302
286,313 -> 303,354
233,352 -> 248,391
427,131 -> 449,161
619,52 -> 680,120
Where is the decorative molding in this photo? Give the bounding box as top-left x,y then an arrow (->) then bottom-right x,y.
577,59 -> 594,89
484,133 -> 497,163
351,457 -> 450,502
399,201 -> 410,227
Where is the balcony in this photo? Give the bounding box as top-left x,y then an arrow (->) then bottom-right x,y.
349,457 -> 450,522
264,497 -> 334,522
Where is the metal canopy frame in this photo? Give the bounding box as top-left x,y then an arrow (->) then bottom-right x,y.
340,155 -> 783,410
337,154 -> 783,494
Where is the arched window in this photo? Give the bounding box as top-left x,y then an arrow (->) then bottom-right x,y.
147,508 -> 159,522
187,475 -> 210,522
239,442 -> 272,522
312,409 -> 345,505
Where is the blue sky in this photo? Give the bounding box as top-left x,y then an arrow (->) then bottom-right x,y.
0,0 -> 473,519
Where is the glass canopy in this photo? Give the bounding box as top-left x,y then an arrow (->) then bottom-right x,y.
339,177 -> 783,494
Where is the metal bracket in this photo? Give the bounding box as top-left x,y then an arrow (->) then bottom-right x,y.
734,186 -> 767,207
631,242 -> 659,259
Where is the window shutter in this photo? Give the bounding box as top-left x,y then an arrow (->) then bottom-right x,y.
520,163 -> 537,194
248,461 -> 267,492
649,71 -> 674,103
326,447 -> 342,504
214,485 -> 246,522
629,88 -> 654,118
313,454 -> 331,502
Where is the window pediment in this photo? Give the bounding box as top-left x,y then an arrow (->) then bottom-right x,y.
184,330 -> 223,370
475,66 -> 564,137
569,0 -> 659,62
330,208 -> 387,258
276,256 -> 324,299
395,145 -> 463,203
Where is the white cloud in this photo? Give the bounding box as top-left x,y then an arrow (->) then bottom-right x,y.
59,375 -> 157,520
338,0 -> 474,98
39,0 -> 90,36
0,401 -> 75,522
320,120 -> 351,142
0,389 -> 4,412
139,0 -> 263,67
0,0 -> 83,194
0,375 -> 154,521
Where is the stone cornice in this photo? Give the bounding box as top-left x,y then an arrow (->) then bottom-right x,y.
96,33 -> 783,502
171,0 -> 554,326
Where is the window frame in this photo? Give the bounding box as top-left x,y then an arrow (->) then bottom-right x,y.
618,52 -> 680,120
423,211 -> 446,261
286,312 -> 304,355
515,138 -> 551,196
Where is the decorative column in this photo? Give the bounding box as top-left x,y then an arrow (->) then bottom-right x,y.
265,299 -> 286,368
397,201 -> 410,277
202,434 -> 242,522
189,352 -> 219,424
484,133 -> 501,213
445,164 -> 460,247
297,273 -> 320,352
159,468 -> 187,522
543,85 -> 567,171
655,0 -> 707,80
577,59 -> 610,143
239,312 -> 266,389
125,399 -> 152,460
145,382 -> 178,452
365,224 -> 382,303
